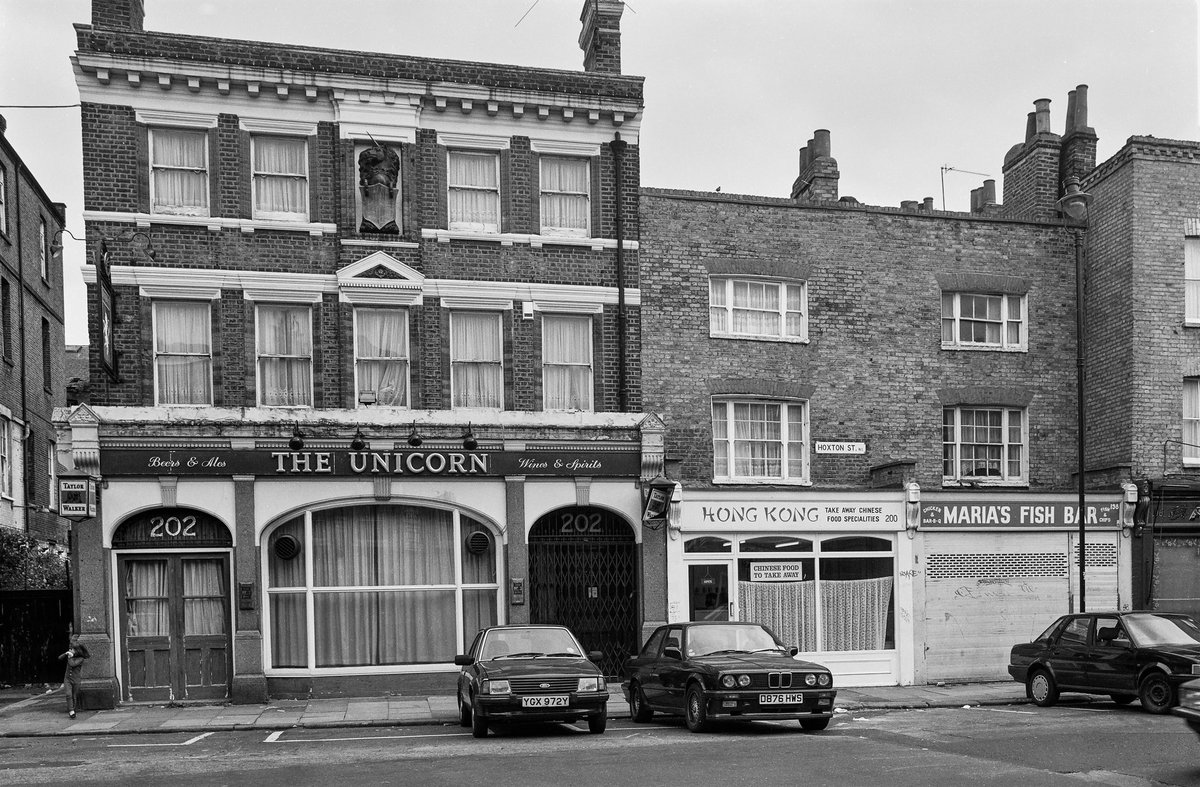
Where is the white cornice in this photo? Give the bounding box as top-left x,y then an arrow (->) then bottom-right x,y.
135,109 -> 218,128
80,265 -> 641,307
82,210 -> 336,236
529,139 -> 602,156
420,228 -> 637,251
238,117 -> 318,135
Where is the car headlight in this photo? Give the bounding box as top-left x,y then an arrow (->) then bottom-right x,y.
721,675 -> 736,688
805,674 -> 817,686
578,676 -> 607,692
1180,685 -> 1200,710
737,675 -> 751,687
482,679 -> 510,695
818,673 -> 831,687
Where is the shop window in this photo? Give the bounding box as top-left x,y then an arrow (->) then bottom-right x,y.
1187,238 -> 1200,325
256,304 -> 312,407
451,310 -> 503,408
684,536 -> 732,553
264,505 -> 499,670
448,150 -> 500,232
712,398 -> 808,483
543,314 -> 592,411
739,536 -> 813,552
539,156 -> 589,237
354,307 -> 409,407
709,277 -> 806,342
252,135 -> 309,221
942,406 -> 1026,484
150,128 -> 209,216
154,301 -> 213,405
1185,377 -> 1200,465
940,292 -> 1026,350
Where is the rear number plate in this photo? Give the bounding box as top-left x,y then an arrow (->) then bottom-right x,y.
522,695 -> 569,708
760,693 -> 804,704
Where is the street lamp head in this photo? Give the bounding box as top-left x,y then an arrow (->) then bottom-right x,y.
1056,176 -> 1092,222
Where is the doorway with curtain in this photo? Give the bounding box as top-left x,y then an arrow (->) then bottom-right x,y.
117,554 -> 231,702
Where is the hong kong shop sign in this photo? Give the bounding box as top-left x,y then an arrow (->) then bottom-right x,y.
921,500 -> 1120,528
99,449 -> 640,477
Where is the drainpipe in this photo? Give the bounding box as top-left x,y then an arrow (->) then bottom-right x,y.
12,159 -> 30,526
610,133 -> 628,411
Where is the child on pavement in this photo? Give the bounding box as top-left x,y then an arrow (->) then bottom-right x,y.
59,635 -> 89,718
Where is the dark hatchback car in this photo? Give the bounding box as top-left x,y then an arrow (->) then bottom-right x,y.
455,624 -> 609,738
1008,611 -> 1200,713
623,621 -> 836,732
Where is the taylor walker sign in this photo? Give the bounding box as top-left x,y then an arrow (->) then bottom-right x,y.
99,449 -> 640,478
921,500 -> 1121,528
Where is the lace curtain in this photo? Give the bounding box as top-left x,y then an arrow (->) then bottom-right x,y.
155,301 -> 212,405
543,315 -> 592,410
451,311 -> 503,408
253,136 -> 307,218
738,575 -> 893,652
257,305 -> 312,406
1186,380 -> 1200,461
183,559 -> 226,636
355,308 -> 409,407
151,129 -> 208,214
125,560 -> 170,637
448,151 -> 499,231
540,157 -> 589,235
731,280 -> 780,335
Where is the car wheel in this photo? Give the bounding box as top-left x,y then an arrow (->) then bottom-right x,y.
800,717 -> 830,732
458,694 -> 472,727
1028,669 -> 1059,707
1109,694 -> 1136,706
684,684 -> 709,733
471,699 -> 488,738
629,682 -> 653,723
587,709 -> 607,734
1138,673 -> 1175,714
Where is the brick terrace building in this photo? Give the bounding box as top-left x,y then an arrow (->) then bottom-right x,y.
0,115 -> 69,548
57,0 -> 651,707
639,89 -> 1138,686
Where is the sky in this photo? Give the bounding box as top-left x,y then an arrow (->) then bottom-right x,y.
1,0 -> 1198,345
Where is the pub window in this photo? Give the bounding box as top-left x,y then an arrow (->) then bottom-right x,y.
150,127 -> 209,216
154,301 -> 213,406
256,304 -> 312,407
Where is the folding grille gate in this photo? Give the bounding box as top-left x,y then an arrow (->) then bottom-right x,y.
529,507 -> 638,677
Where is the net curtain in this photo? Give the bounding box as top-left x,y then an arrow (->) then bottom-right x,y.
451,311 -> 503,408
448,151 -> 499,231
738,576 -> 893,651
355,308 -> 409,407
257,305 -> 312,406
253,136 -> 308,218
155,301 -> 212,405
542,315 -> 592,411
151,129 -> 208,214
539,157 -> 589,235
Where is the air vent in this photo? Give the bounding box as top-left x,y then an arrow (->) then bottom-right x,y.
465,531 -> 492,555
273,533 -> 302,561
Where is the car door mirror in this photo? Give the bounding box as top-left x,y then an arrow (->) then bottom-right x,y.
662,647 -> 683,661
789,646 -> 799,657
453,654 -> 474,666
587,650 -> 604,663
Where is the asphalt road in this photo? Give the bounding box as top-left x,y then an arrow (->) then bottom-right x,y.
2,700 -> 1198,786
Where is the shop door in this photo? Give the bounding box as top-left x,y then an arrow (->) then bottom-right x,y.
529,507 -> 637,677
688,563 -> 732,621
119,554 -> 231,702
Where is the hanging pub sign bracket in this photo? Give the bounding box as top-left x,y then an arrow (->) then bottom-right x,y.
58,475 -> 98,521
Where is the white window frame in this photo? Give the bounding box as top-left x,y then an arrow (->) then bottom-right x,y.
542,313 -> 593,411
47,439 -> 58,512
0,417 -> 10,499
447,150 -> 501,233
152,300 -> 214,406
353,307 -> 410,408
0,165 -> 7,236
251,134 -> 310,222
942,406 -> 1028,484
709,277 -> 807,343
711,398 -> 809,484
38,219 -> 48,281
1185,377 -> 1200,465
255,303 -> 314,408
941,292 -> 1027,351
148,126 -> 211,217
1186,238 -> 1200,326
539,156 -> 590,238
450,309 -> 504,409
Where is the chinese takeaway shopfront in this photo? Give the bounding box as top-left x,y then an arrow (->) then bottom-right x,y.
60,408 -> 651,708
668,489 -> 916,688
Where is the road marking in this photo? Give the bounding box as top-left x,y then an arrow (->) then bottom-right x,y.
971,708 -> 1036,714
267,731 -> 473,743
109,731 -> 215,748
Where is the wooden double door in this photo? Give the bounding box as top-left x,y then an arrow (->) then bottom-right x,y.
117,553 -> 232,702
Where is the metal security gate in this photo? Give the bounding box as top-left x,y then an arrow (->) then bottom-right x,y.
529,506 -> 637,677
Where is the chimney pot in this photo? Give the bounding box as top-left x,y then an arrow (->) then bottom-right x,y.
813,129 -> 831,158
983,179 -> 996,205
1025,112 -> 1036,143
923,197 -> 934,212
1065,89 -> 1078,135
901,200 -> 918,211
1034,98 -> 1052,134
1074,84 -> 1089,130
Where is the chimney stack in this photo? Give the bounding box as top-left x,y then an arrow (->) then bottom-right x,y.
1060,84 -> 1097,186
791,129 -> 839,202
92,0 -> 145,30
579,0 -> 624,74
1001,97 -> 1062,220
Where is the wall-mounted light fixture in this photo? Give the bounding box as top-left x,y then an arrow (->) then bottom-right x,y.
406,422 -> 479,450
349,428 -> 368,452
49,228 -> 85,257
288,425 -> 305,451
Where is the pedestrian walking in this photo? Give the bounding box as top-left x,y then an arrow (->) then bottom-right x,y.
59,635 -> 89,718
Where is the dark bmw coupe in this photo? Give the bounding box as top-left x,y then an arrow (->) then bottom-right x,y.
455,624 -> 609,738
622,621 -> 836,732
1008,611 -> 1200,713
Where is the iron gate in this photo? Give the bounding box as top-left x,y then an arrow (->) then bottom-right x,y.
529,506 -> 637,676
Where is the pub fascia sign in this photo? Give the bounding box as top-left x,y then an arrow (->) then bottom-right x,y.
99,448 -> 640,478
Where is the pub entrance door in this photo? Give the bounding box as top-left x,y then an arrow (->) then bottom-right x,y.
529,506 -> 638,677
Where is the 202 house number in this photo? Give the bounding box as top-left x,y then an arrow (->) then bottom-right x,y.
149,515 -> 198,538
559,512 -> 602,534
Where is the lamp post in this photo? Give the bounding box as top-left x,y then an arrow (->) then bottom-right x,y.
1057,176 -> 1092,612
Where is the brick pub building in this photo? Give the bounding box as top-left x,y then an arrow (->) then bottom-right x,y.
58,0 -> 654,707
